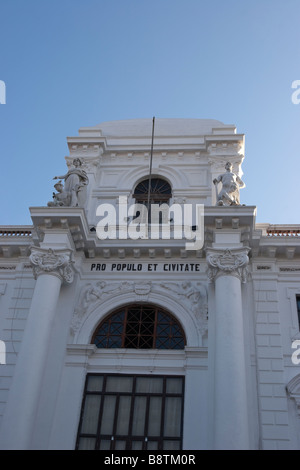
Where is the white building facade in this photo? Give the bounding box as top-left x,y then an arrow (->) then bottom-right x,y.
0,118 -> 300,450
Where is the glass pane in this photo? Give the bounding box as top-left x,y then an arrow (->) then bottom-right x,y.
77,437 -> 96,450
132,441 -> 143,450
112,311 -> 125,322
116,396 -> 131,435
81,395 -> 101,434
100,395 -> 116,434
132,396 -> 147,435
164,397 -> 182,437
163,440 -> 181,450
87,375 -> 103,392
172,324 -> 182,336
147,440 -> 159,450
171,338 -> 185,349
106,336 -> 122,348
106,376 -> 133,393
157,312 -> 170,323
94,336 -> 108,348
99,440 -> 111,450
115,440 -> 126,450
110,323 -> 124,335
166,377 -> 183,394
148,396 -> 162,436
136,377 -> 163,393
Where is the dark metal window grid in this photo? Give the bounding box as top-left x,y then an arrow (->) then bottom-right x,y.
92,304 -> 186,350
76,373 -> 185,451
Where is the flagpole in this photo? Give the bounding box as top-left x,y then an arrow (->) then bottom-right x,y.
147,116 -> 155,216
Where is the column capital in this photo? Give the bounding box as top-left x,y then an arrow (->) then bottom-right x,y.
29,247 -> 75,284
206,247 -> 250,284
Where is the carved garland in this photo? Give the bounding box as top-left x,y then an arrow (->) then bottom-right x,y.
70,280 -> 208,338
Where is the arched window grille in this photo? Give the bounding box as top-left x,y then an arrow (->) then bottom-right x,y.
92,304 -> 186,350
133,177 -> 172,206
133,177 -> 172,223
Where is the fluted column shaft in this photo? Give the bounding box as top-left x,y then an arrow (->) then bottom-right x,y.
0,247 -> 74,449
207,247 -> 250,450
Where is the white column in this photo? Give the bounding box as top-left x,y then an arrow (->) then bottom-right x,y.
207,247 -> 250,450
0,247 -> 74,450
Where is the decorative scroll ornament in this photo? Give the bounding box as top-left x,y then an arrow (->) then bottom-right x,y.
206,248 -> 249,283
30,247 -> 74,284
159,281 -> 208,336
74,281 -> 152,312
286,375 -> 300,419
70,281 -> 148,336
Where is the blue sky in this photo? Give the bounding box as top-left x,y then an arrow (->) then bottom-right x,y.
1,0 -> 299,226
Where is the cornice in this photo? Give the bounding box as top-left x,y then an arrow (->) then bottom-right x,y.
1,207 -> 300,262
66,131 -> 244,155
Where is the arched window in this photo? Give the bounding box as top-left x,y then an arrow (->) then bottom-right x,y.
77,304 -> 186,450
92,304 -> 185,350
133,177 -> 172,224
133,177 -> 172,206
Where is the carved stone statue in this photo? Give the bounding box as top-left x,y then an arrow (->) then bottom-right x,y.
213,162 -> 245,206
48,158 -> 89,207
47,181 -> 69,207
